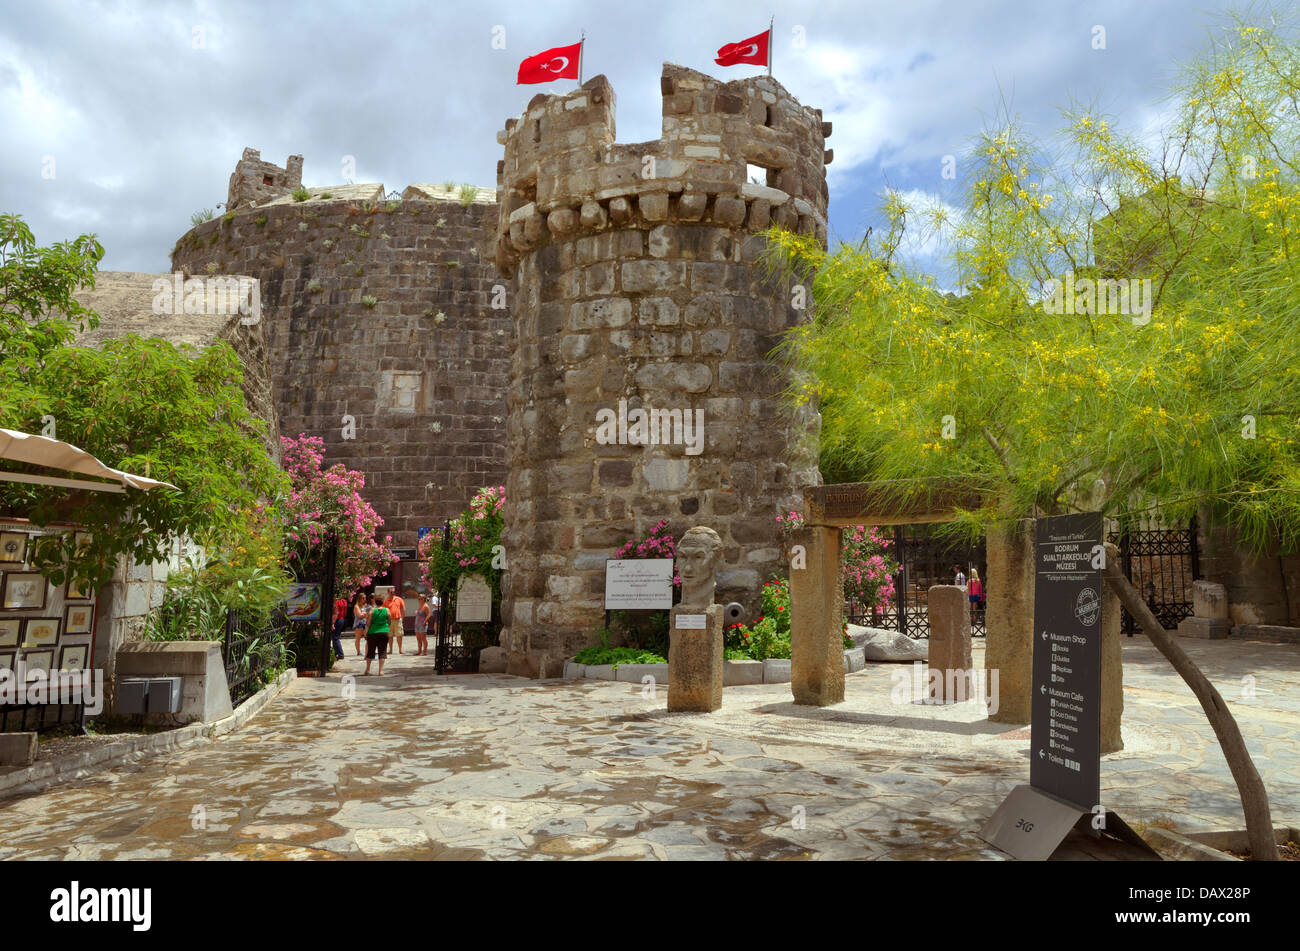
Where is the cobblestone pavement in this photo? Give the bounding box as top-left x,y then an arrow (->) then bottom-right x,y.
0,637 -> 1295,860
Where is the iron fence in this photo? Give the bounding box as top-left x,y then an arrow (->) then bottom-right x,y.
1107,513 -> 1199,635
851,524 -> 987,639
223,607 -> 288,705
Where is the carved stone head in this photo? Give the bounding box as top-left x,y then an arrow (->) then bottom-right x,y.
676,526 -> 723,610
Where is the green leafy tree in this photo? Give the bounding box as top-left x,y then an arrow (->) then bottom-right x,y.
0,214 -> 289,591
767,18 -> 1297,859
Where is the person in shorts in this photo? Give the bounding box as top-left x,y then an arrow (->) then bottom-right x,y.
414,594 -> 432,656
352,593 -> 370,656
384,590 -> 406,655
364,599 -> 391,675
968,569 -> 984,627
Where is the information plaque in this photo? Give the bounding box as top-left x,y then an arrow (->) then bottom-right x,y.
456,573 -> 493,623
604,559 -> 674,610
1030,512 -> 1103,810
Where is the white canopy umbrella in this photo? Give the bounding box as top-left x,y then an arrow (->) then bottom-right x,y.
0,428 -> 177,495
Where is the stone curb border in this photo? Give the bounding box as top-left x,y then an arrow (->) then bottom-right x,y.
563,648 -> 868,686
0,669 -> 298,803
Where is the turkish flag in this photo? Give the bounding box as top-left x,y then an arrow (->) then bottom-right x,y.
714,29 -> 769,67
517,41 -> 582,84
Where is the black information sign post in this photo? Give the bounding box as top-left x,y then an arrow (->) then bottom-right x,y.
981,513 -> 1159,860
1030,512 -> 1103,809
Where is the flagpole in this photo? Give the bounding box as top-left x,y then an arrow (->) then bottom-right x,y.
579,30 -> 585,86
768,15 -> 773,77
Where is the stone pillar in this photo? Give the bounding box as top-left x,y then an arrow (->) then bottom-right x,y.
790,525 -> 844,706
667,604 -> 723,712
986,518 -> 1035,723
1178,580 -> 1232,638
928,585 -> 972,703
1100,578 -> 1124,753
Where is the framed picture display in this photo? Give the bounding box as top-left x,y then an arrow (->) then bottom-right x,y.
0,531 -> 28,564
64,604 -> 93,634
58,645 -> 88,672
22,617 -> 59,648
0,652 -> 13,671
22,649 -> 53,677
65,576 -> 93,601
29,533 -> 65,564
3,572 -> 47,610
0,617 -> 19,647
73,531 -> 93,555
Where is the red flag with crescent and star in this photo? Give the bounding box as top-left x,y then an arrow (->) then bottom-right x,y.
714,29 -> 770,67
517,41 -> 583,84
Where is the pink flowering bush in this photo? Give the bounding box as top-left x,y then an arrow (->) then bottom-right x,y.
776,511 -> 899,613
614,519 -> 681,587
280,434 -> 396,594
421,485 -> 505,601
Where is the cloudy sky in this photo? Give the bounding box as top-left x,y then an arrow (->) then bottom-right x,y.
0,0 -> 1274,273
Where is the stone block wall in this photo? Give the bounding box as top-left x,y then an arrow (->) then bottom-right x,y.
492,65 -> 828,677
171,190 -> 511,545
1197,513 -> 1300,626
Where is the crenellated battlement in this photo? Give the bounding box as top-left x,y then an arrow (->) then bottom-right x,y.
494,63 -> 832,276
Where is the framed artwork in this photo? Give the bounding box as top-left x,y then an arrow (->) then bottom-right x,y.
286,583 -> 322,621
0,652 -> 13,671
65,576 -> 93,601
3,572 -> 47,610
0,531 -> 28,564
22,649 -> 52,677
0,617 -> 19,647
64,604 -> 93,634
73,531 -> 93,554
29,533 -> 65,564
22,617 -> 59,648
58,645 -> 88,672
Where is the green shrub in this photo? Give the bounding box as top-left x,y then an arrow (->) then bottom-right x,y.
291,187 -> 311,202
190,208 -> 215,227
253,215 -> 267,227
361,295 -> 377,308
458,184 -> 479,208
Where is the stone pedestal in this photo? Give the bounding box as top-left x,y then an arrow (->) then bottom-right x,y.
1192,580 -> 1229,620
115,640 -> 233,725
667,604 -> 723,712
1177,616 -> 1232,639
1101,579 -> 1124,754
928,585 -> 972,703
986,519 -> 1035,723
790,526 -> 845,706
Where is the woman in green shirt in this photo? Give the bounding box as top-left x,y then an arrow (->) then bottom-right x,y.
364,599 -> 391,676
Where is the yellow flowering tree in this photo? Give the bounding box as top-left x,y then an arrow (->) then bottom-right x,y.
768,17 -> 1297,860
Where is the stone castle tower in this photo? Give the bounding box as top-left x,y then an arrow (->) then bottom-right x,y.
493,63 -> 830,677
172,166 -> 511,545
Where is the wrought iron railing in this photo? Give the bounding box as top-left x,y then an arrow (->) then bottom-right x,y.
223,607 -> 288,705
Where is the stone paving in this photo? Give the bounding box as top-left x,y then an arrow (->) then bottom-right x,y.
0,637 -> 1296,860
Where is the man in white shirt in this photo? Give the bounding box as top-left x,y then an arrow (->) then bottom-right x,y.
953,564 -> 967,591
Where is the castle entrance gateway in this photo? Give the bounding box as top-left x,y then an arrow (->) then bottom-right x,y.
789,479 -> 996,707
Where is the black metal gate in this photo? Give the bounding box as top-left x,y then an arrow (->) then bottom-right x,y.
433,519 -> 500,673
1107,514 -> 1199,635
846,524 -> 987,638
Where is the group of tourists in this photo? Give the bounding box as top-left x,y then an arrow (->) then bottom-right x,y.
328,589 -> 439,676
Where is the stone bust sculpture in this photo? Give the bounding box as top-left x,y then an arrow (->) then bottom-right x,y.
676,526 -> 723,610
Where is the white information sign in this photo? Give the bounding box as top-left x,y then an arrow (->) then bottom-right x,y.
604,559 -> 674,610
456,573 -> 493,622
675,614 -> 707,630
